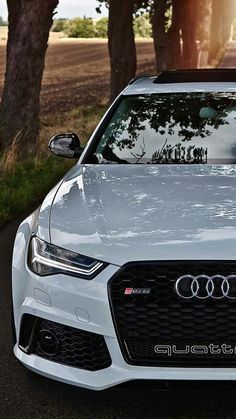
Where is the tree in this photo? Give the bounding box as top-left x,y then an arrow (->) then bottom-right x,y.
151,0 -> 168,72
95,17 -> 108,38
165,0 -> 182,69
152,0 -> 200,70
209,0 -> 223,61
52,18 -> 67,33
209,0 -> 234,63
97,0 -> 152,100
151,0 -> 181,72
0,0 -> 59,156
0,16 -> 8,26
181,0 -> 199,68
133,14 -> 151,38
65,17 -> 95,38
198,0 -> 212,67
108,0 -> 136,101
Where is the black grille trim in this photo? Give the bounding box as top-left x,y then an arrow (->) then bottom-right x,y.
108,260 -> 236,368
19,315 -> 112,371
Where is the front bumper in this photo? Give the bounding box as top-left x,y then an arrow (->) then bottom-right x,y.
12,214 -> 236,391
12,263 -> 236,391
14,344 -> 236,391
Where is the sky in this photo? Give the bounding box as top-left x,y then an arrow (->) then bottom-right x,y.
0,0 -> 108,21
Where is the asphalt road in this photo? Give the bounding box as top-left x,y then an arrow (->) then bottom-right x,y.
2,45 -> 236,419
219,41 -> 236,67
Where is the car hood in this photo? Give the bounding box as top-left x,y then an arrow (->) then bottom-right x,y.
44,164 -> 236,266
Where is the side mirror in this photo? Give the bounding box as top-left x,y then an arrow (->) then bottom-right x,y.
48,133 -> 84,159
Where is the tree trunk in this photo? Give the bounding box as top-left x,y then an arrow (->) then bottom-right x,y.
221,0 -> 234,45
181,0 -> 199,68
166,0 -> 182,69
0,0 -> 59,156
151,0 -> 168,73
198,0 -> 212,67
108,0 -> 136,102
209,0 -> 223,62
209,0 -> 234,63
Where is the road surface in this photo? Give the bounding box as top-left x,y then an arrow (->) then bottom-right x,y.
2,44 -> 236,418
219,41 -> 236,67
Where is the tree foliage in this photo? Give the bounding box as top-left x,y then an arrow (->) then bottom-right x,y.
95,17 -> 108,38
52,18 -> 67,32
0,16 -> 8,26
133,14 -> 151,38
65,17 -> 95,38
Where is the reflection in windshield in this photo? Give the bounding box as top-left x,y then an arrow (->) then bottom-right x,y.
95,93 -> 236,164
151,140 -> 208,164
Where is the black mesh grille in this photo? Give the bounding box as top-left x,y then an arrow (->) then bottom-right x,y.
19,315 -> 111,371
109,261 -> 236,367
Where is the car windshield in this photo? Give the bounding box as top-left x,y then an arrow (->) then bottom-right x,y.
94,92 -> 236,164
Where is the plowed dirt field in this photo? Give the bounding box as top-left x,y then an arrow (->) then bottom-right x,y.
0,32 -> 155,114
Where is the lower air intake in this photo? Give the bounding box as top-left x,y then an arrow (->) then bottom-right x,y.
19,315 -> 112,371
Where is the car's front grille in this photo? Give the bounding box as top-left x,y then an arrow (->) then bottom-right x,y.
19,315 -> 111,371
109,261 -> 236,367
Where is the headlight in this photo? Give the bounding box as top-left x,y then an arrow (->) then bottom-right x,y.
28,236 -> 106,279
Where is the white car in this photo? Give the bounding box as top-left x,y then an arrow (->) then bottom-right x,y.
12,69 -> 236,390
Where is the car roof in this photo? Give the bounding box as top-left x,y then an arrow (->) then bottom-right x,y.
123,70 -> 236,96
123,76 -> 236,96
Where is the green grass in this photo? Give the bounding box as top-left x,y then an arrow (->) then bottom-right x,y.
0,157 -> 73,228
0,104 -> 107,228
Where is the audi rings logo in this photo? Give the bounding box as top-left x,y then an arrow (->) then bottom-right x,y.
175,275 -> 236,300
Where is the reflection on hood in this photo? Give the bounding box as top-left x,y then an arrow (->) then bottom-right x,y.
44,164 -> 236,265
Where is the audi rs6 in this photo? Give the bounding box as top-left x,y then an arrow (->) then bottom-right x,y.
12,69 -> 236,390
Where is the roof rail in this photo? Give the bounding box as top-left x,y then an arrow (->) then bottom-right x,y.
154,69 -> 236,84
129,75 -> 152,85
